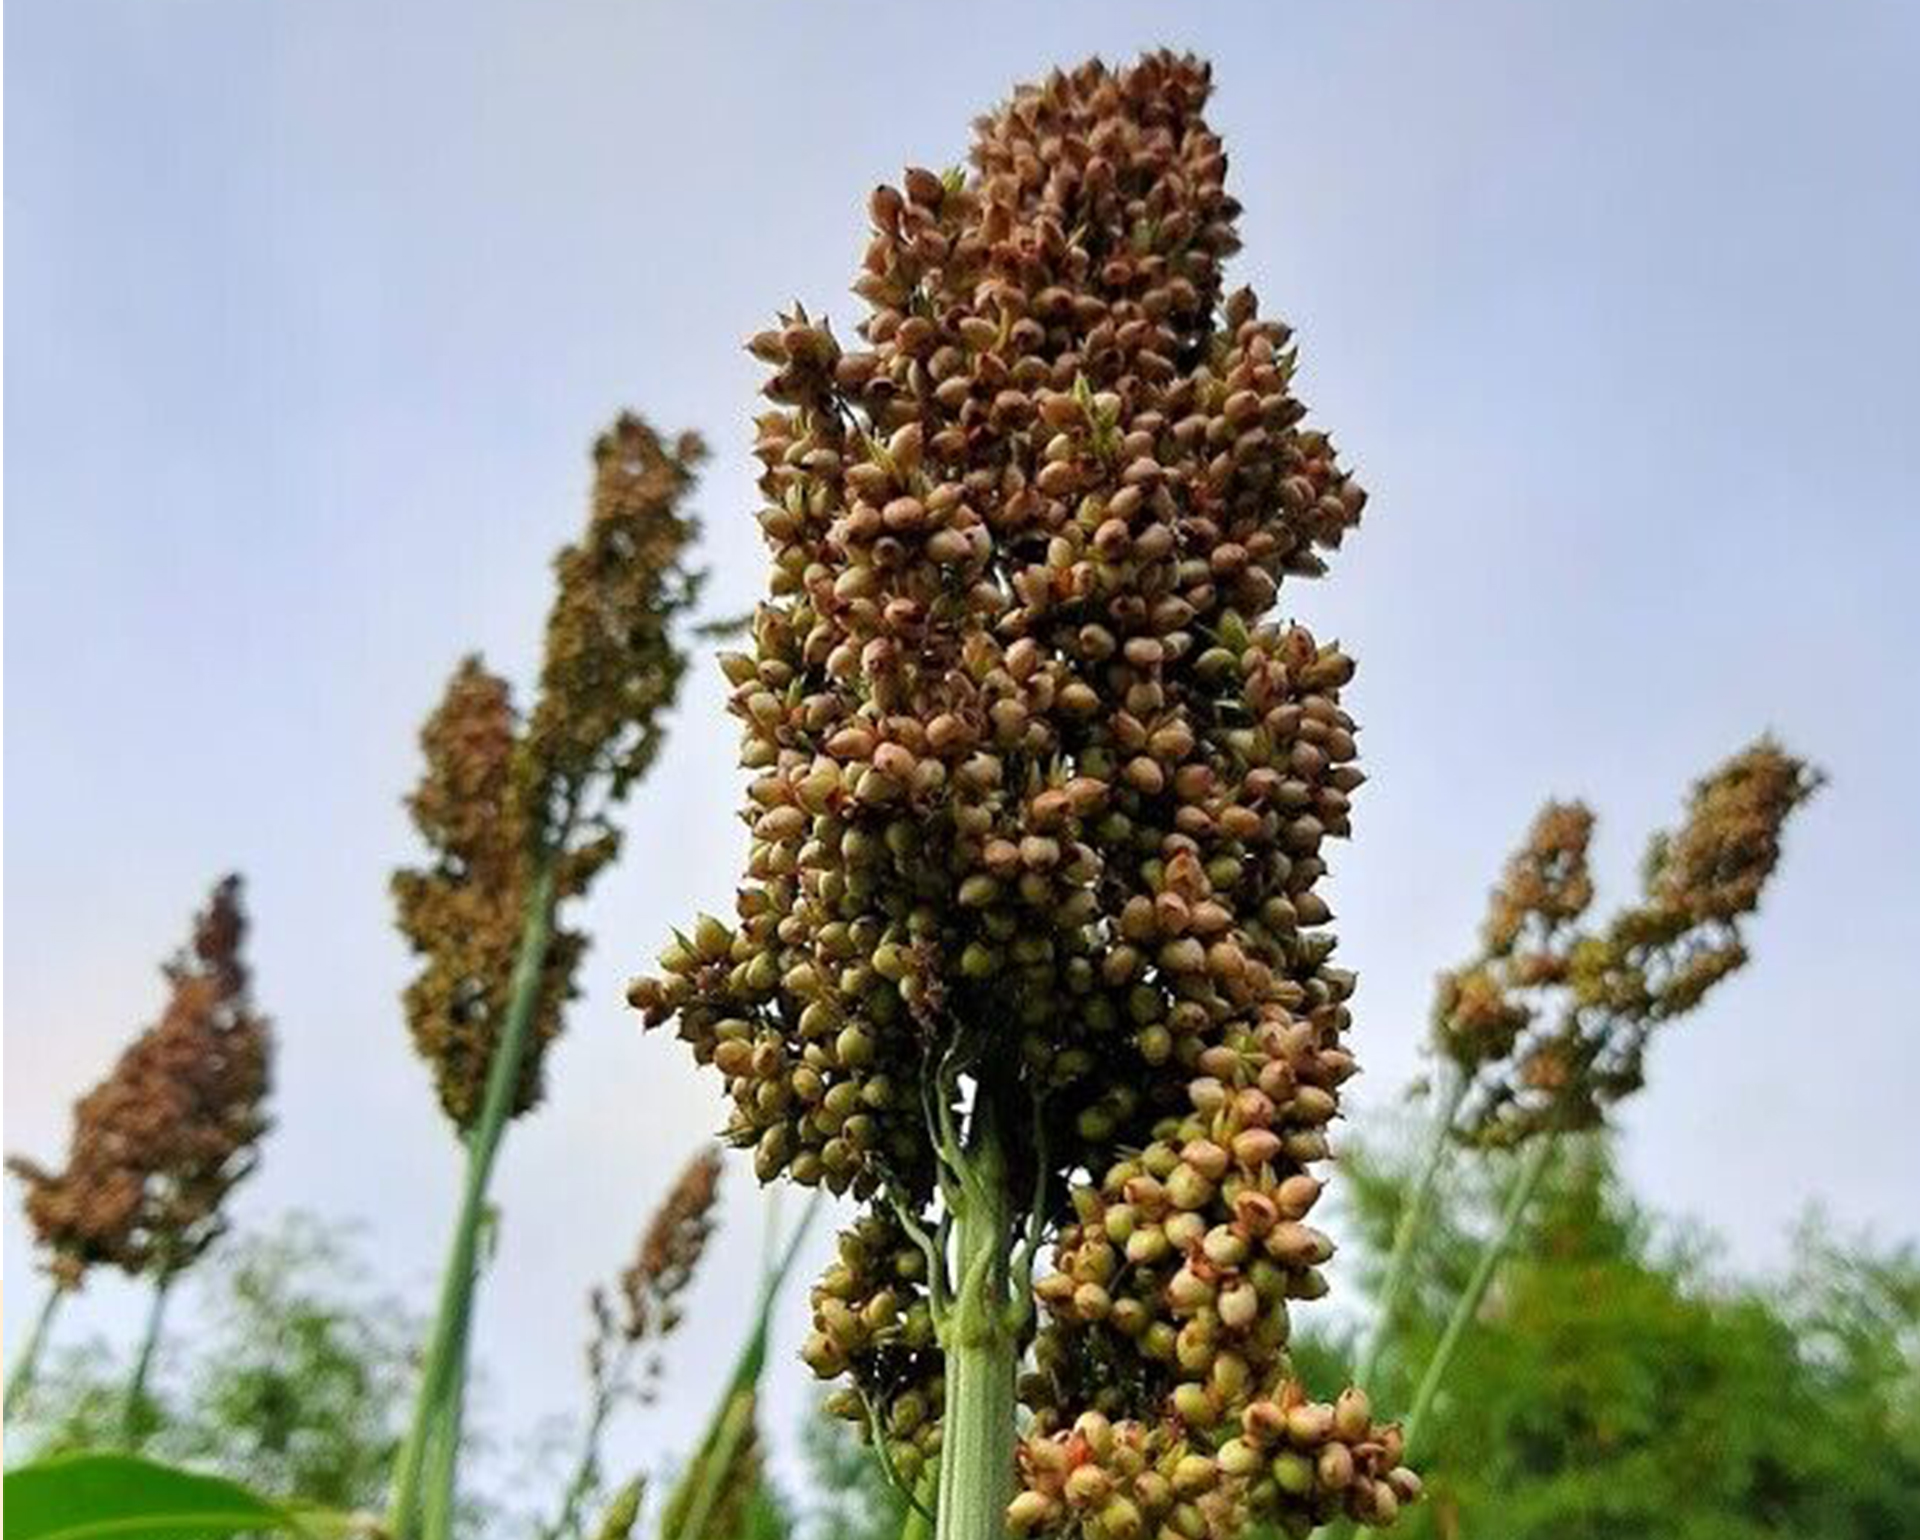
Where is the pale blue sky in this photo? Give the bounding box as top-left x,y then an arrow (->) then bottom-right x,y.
7,0 -> 1918,1508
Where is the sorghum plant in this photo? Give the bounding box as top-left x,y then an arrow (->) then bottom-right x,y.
1441,739 -> 1820,1148
1380,738 -> 1820,1447
545,1147 -> 723,1540
631,52 -> 1414,1540
1352,803 -> 1595,1389
6,876 -> 271,1438
389,414 -> 705,1540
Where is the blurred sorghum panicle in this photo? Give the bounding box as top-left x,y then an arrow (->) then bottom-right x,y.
562,1147 -> 723,1540
656,1391 -> 767,1540
520,417 -> 710,836
393,657 -> 589,1127
1452,740 -> 1820,1146
632,51 -> 1410,1535
8,876 -> 270,1283
394,417 -> 705,1129
1431,802 -> 1596,1077
613,1146 -> 722,1383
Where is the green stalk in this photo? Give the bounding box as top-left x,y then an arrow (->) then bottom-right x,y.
546,1340 -> 632,1540
5,1282 -> 66,1419
898,1469 -> 936,1540
1353,1066 -> 1469,1389
935,1096 -> 1016,1540
389,857 -> 558,1539
661,1192 -> 822,1540
1403,1136 -> 1556,1452
121,1267 -> 175,1449
420,1243 -> 480,1540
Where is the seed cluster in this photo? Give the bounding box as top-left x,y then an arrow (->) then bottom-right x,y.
807,1211 -> 945,1487
1018,1033 -> 1420,1538
576,1147 -> 724,1448
1433,802 -> 1596,1076
395,416 -> 704,1129
1445,740 -> 1820,1146
9,876 -> 271,1286
1012,1390 -> 1419,1540
629,51 -> 1409,1531
617,1145 -> 723,1345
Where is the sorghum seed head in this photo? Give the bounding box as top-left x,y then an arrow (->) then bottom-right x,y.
631,50 -> 1411,1533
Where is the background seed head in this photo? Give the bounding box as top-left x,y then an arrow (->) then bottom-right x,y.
1446,738 -> 1820,1147
9,875 -> 271,1283
399,416 -> 704,1131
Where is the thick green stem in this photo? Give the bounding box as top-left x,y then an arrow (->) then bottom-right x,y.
1354,1066 -> 1469,1389
5,1282 -> 66,1420
121,1269 -> 175,1449
420,1247 -> 479,1540
388,857 -> 558,1539
936,1096 -> 1017,1540
1404,1136 -> 1556,1451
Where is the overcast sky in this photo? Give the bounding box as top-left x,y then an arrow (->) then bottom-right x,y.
7,0 -> 1917,1513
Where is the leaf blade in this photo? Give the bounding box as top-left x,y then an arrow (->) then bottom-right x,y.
3,1454 -> 331,1540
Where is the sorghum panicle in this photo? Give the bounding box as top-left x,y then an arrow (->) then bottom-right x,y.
520,416 -> 709,836
394,417 -> 705,1129
1446,739 -> 1820,1146
630,51 -> 1412,1536
612,1145 -> 722,1395
8,876 -> 271,1282
1432,801 -> 1597,1075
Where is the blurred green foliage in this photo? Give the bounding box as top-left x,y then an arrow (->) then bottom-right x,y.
9,1214 -> 417,1513
1291,1123 -> 1920,1540
15,1168 -> 1916,1540
798,1405 -> 908,1540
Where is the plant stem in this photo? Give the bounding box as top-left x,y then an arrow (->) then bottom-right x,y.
1354,1066 -> 1469,1389
5,1282 -> 66,1419
935,1094 -> 1017,1540
1403,1136 -> 1556,1452
420,1246 -> 479,1540
388,857 -> 558,1540
547,1341 -> 632,1540
898,1469 -> 936,1540
121,1267 -> 175,1449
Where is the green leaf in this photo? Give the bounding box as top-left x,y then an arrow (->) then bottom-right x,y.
2,1453 -> 343,1540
